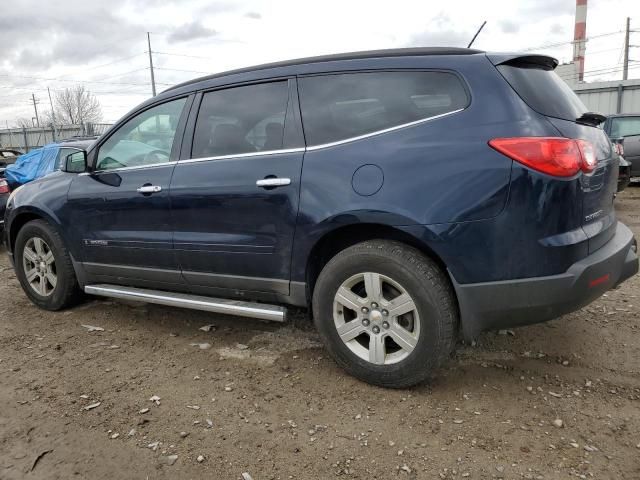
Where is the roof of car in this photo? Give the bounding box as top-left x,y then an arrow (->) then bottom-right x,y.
164,47 -> 484,93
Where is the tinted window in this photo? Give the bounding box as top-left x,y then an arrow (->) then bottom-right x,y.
497,64 -> 588,122
96,97 -> 186,171
298,71 -> 468,146
610,117 -> 640,138
192,81 -> 289,158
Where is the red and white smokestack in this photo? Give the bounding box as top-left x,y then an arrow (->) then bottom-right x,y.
573,0 -> 587,82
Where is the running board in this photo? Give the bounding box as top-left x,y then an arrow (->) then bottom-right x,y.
84,284 -> 286,322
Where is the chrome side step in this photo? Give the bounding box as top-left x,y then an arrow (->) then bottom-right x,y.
84,284 -> 286,322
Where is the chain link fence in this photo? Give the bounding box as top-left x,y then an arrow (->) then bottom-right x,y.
0,123 -> 112,152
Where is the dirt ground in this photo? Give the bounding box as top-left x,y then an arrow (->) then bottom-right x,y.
1,189 -> 639,480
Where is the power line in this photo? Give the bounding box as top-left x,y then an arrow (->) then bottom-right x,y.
154,66 -> 211,74
0,52 -> 149,92
53,52 -> 146,79
0,73 -> 155,88
558,63 -> 640,82
152,50 -> 216,61
0,85 -> 152,99
91,67 -> 150,82
523,30 -> 624,52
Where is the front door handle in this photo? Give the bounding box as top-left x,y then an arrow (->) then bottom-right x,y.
137,185 -> 162,194
256,177 -> 291,188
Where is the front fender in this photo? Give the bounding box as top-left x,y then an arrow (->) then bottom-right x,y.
5,173 -> 73,252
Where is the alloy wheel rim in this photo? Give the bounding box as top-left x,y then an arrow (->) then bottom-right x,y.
333,272 -> 420,365
22,237 -> 57,297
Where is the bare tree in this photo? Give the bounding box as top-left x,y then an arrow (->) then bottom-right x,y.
15,117 -> 35,128
54,86 -> 102,125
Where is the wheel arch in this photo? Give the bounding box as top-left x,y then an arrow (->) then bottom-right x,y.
8,207 -> 63,254
305,223 -> 451,301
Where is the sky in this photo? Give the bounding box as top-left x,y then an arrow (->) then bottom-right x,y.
0,0 -> 637,127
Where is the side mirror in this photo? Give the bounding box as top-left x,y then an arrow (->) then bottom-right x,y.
63,150 -> 88,173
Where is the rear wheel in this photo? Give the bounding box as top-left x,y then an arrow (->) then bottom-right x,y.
312,240 -> 457,388
14,220 -> 82,310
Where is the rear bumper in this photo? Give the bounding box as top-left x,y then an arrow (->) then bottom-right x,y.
451,221 -> 638,341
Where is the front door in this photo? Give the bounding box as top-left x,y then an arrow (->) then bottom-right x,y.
170,80 -> 304,298
65,96 -> 190,286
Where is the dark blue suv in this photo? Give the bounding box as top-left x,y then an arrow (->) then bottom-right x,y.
3,48 -> 638,387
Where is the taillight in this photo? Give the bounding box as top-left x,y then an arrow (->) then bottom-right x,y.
488,137 -> 597,177
576,139 -> 597,173
0,180 -> 9,194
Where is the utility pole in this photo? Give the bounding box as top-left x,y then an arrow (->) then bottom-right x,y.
622,17 -> 630,80
47,87 -> 57,141
31,93 -> 40,127
147,32 -> 157,96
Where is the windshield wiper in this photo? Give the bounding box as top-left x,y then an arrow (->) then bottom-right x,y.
576,112 -> 606,127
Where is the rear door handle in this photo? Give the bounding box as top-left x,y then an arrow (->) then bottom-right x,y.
137,185 -> 162,194
256,177 -> 291,188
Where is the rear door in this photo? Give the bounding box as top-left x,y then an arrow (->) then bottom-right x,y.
170,79 -> 305,298
494,57 -> 618,253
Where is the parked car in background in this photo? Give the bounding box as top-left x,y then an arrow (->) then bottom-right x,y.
618,156 -> 632,191
2,138 -> 96,234
611,138 -> 631,192
1,150 -> 22,234
0,149 -> 23,178
603,114 -> 640,180
0,178 -> 8,235
0,148 -> 23,167
3,48 -> 638,387
4,137 -> 97,189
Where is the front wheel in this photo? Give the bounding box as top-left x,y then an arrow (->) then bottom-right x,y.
312,240 -> 458,388
14,219 -> 82,310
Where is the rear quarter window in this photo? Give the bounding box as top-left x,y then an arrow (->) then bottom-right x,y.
497,64 -> 588,122
298,71 -> 468,146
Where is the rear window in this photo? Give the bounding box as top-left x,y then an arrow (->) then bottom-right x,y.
497,64 -> 588,122
298,71 -> 468,146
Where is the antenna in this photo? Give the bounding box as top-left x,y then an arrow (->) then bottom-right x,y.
467,21 -> 487,48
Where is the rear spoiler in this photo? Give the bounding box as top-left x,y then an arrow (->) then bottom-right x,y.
487,53 -> 559,71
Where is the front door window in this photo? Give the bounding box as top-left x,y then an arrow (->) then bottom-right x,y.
96,97 -> 186,171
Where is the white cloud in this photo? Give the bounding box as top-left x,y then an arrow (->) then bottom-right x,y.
0,0 -> 637,125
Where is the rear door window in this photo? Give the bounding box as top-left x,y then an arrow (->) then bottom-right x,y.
497,63 -> 588,122
298,71 -> 468,146
191,81 -> 289,158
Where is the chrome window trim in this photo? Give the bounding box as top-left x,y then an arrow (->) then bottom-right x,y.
180,147 -> 305,165
80,160 -> 178,175
305,108 -> 465,151
77,108 -> 464,174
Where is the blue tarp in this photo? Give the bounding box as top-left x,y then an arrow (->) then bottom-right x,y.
5,143 -> 60,188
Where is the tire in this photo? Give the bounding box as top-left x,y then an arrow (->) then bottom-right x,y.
14,219 -> 82,310
312,240 -> 458,388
